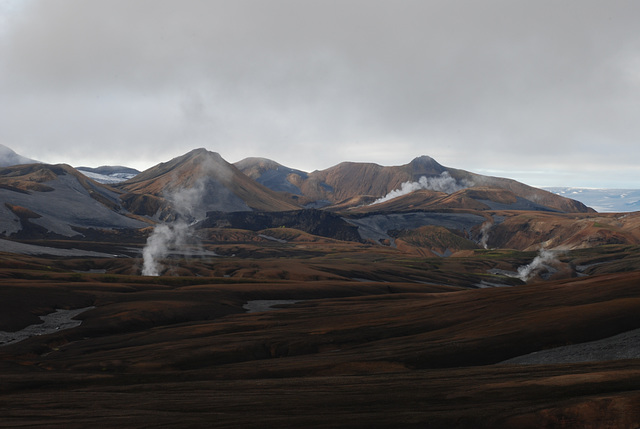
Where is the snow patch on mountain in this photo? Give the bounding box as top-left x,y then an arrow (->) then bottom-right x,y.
77,166 -> 140,184
77,169 -> 138,184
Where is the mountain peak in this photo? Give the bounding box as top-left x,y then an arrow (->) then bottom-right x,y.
0,144 -> 40,167
408,156 -> 446,176
179,148 -> 225,164
117,148 -> 301,215
410,155 -> 445,169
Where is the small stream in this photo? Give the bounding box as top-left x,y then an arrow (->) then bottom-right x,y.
0,306 -> 94,347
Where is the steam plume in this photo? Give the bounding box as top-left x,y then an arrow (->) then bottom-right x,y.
478,221 -> 492,249
371,171 -> 470,205
141,180 -> 209,276
141,222 -> 191,276
517,249 -> 558,282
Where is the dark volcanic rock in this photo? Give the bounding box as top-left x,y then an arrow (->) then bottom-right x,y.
198,209 -> 363,242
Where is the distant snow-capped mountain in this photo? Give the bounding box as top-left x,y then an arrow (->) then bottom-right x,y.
544,187 -> 640,213
76,166 -> 140,184
0,144 -> 39,167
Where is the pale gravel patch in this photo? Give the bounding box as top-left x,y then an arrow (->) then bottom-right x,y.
0,239 -> 116,257
501,328 -> 640,365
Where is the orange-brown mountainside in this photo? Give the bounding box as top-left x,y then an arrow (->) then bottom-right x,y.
451,167 -> 593,213
344,187 -> 529,213
118,149 -> 300,217
486,210 -> 640,251
236,155 -> 592,213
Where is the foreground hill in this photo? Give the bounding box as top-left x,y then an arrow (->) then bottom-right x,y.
117,149 -> 300,220
0,251 -> 639,428
0,163 -> 147,238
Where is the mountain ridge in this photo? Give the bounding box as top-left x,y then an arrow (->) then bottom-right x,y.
3,146 -> 640,255
237,154 -> 592,214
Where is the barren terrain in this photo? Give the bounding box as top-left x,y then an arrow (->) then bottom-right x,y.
1,236 -> 640,428
1,149 -> 640,427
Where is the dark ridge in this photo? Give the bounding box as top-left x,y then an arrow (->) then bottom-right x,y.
198,209 -> 363,242
408,155 -> 447,179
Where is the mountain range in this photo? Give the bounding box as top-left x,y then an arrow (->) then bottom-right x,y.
2,145 -> 640,254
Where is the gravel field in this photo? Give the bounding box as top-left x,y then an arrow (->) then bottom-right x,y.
0,239 -> 115,257
502,328 -> 640,364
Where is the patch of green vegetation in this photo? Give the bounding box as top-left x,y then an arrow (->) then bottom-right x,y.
103,274 -> 267,286
66,272 -> 86,282
472,249 -> 525,259
7,271 -> 52,280
593,221 -> 615,230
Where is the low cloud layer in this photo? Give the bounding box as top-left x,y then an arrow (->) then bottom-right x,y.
2,1 -> 640,187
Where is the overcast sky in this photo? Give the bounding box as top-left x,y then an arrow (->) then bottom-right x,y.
1,0 -> 639,188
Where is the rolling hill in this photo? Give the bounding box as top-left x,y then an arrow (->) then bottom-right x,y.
117,149 -> 301,220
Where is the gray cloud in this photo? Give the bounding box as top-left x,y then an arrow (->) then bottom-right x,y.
1,0 -> 640,187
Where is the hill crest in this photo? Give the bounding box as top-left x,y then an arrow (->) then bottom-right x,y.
118,149 -> 300,219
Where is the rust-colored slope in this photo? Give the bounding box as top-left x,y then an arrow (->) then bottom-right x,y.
302,161 -> 400,202
211,154 -> 592,214
298,156 -> 591,213
487,211 -> 640,250
344,189 -> 493,213
448,167 -> 593,213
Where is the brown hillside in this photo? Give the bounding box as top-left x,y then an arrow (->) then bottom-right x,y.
299,156 -> 592,213
118,149 -> 300,214
226,154 -> 592,214
301,161 -> 394,202
448,167 -> 593,213
344,189 -> 491,213
234,157 -> 284,180
486,211 -> 640,250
